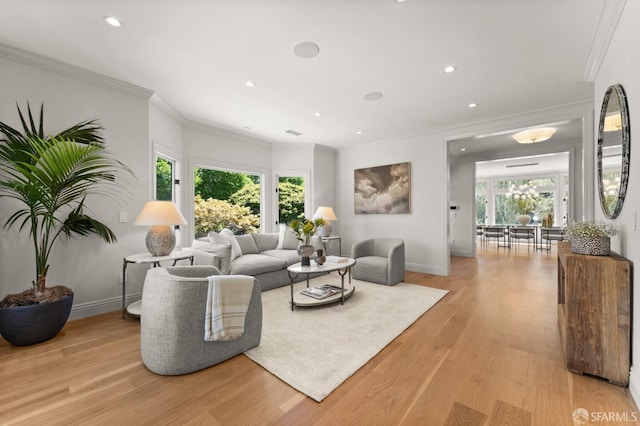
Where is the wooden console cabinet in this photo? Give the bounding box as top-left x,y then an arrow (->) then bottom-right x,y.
557,241 -> 631,385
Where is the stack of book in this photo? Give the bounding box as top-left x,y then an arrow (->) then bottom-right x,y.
325,255 -> 348,263
300,284 -> 344,299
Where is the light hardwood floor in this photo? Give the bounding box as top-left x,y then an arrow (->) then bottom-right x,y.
1,244 -> 638,425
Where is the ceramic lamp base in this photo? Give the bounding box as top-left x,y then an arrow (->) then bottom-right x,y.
318,221 -> 332,237
146,225 -> 176,256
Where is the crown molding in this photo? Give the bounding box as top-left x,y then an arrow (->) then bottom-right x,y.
0,42 -> 153,99
150,94 -> 186,123
583,0 -> 627,82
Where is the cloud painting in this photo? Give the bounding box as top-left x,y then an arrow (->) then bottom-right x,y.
354,162 -> 411,214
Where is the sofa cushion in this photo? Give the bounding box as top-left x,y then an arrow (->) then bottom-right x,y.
219,228 -> 243,261
261,249 -> 301,266
191,239 -> 232,275
230,254 -> 286,275
277,224 -> 299,250
252,233 -> 279,252
235,234 -> 259,254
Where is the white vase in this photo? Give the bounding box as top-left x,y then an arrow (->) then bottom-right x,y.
517,214 -> 531,226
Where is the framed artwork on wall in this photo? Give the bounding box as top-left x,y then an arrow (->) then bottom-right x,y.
354,162 -> 411,214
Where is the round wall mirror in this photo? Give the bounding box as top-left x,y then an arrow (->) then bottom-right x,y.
597,84 -> 630,219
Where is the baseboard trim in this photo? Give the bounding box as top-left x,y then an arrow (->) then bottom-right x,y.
406,262 -> 446,276
68,293 -> 141,320
629,366 -> 640,409
450,249 -> 473,257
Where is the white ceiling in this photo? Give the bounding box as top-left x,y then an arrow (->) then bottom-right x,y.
0,0 -> 606,150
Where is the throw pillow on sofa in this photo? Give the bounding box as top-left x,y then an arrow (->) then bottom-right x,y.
276,223 -> 300,250
235,234 -> 260,254
210,228 -> 243,261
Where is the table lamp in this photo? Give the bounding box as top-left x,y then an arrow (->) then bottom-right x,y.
313,206 -> 338,237
134,201 -> 187,256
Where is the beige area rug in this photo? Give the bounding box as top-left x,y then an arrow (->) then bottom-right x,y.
244,274 -> 448,402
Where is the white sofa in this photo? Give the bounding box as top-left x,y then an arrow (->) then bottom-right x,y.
188,227 -> 323,291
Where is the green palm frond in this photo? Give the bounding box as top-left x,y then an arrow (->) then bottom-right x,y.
0,103 -> 133,291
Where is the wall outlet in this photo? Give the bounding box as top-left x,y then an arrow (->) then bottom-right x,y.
119,211 -> 128,223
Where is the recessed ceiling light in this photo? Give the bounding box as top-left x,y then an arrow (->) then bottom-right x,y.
103,16 -> 123,27
245,81 -> 256,88
293,42 -> 320,59
363,92 -> 383,101
444,65 -> 457,73
394,0 -> 409,3
356,131 -> 363,135
468,102 -> 478,108
460,148 -> 467,152
314,112 -> 322,117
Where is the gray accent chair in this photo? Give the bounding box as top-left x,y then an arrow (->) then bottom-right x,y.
140,265 -> 262,375
351,238 -> 405,285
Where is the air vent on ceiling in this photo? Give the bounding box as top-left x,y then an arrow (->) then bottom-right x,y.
506,162 -> 538,168
286,129 -> 302,136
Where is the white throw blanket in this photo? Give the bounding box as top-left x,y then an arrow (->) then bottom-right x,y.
205,275 -> 254,341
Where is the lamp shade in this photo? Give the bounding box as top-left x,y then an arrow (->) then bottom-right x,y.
512,127 -> 556,144
313,206 -> 337,221
134,201 -> 187,256
313,206 -> 337,237
133,201 -> 187,226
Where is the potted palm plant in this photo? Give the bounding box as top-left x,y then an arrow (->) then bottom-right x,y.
0,103 -> 132,345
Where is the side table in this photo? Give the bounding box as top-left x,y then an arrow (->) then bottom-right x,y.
122,251 -> 194,318
321,235 -> 342,256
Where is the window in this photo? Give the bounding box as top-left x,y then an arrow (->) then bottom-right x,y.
277,176 -> 306,225
475,181 -> 487,225
193,167 -> 262,238
155,156 -> 174,201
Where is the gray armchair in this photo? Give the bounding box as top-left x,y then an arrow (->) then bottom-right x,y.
351,238 -> 405,285
140,265 -> 262,375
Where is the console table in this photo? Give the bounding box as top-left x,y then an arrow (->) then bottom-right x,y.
557,241 -> 631,385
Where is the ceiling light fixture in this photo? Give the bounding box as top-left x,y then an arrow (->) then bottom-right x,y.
293,42 -> 320,59
460,148 -> 467,152
444,65 -> 457,73
604,113 -> 622,132
468,103 -> 478,108
363,92 -> 383,101
103,16 -> 123,27
356,131 -> 363,135
245,81 -> 256,88
314,112 -> 322,117
512,127 -> 556,144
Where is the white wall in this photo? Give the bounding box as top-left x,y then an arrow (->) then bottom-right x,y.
0,54 -> 153,319
593,0 -> 640,404
337,134 -> 449,275
449,156 -> 475,257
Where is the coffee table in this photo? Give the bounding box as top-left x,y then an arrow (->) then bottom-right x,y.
287,258 -> 356,311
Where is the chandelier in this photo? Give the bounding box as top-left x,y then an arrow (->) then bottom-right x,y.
512,127 -> 556,144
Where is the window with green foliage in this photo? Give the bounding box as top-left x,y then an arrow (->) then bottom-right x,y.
476,180 -> 487,225
156,156 -> 174,201
193,167 -> 261,237
278,176 -> 305,225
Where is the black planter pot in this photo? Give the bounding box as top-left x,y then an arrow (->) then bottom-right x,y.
0,293 -> 74,346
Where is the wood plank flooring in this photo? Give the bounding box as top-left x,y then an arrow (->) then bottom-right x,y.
1,244 -> 638,425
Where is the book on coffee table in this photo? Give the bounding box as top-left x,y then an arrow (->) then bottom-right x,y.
325,255 -> 348,263
301,284 -> 344,299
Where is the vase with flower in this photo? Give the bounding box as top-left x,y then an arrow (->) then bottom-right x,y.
506,183 -> 538,225
289,216 -> 325,266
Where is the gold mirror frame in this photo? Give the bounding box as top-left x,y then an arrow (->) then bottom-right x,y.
597,84 -> 630,219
